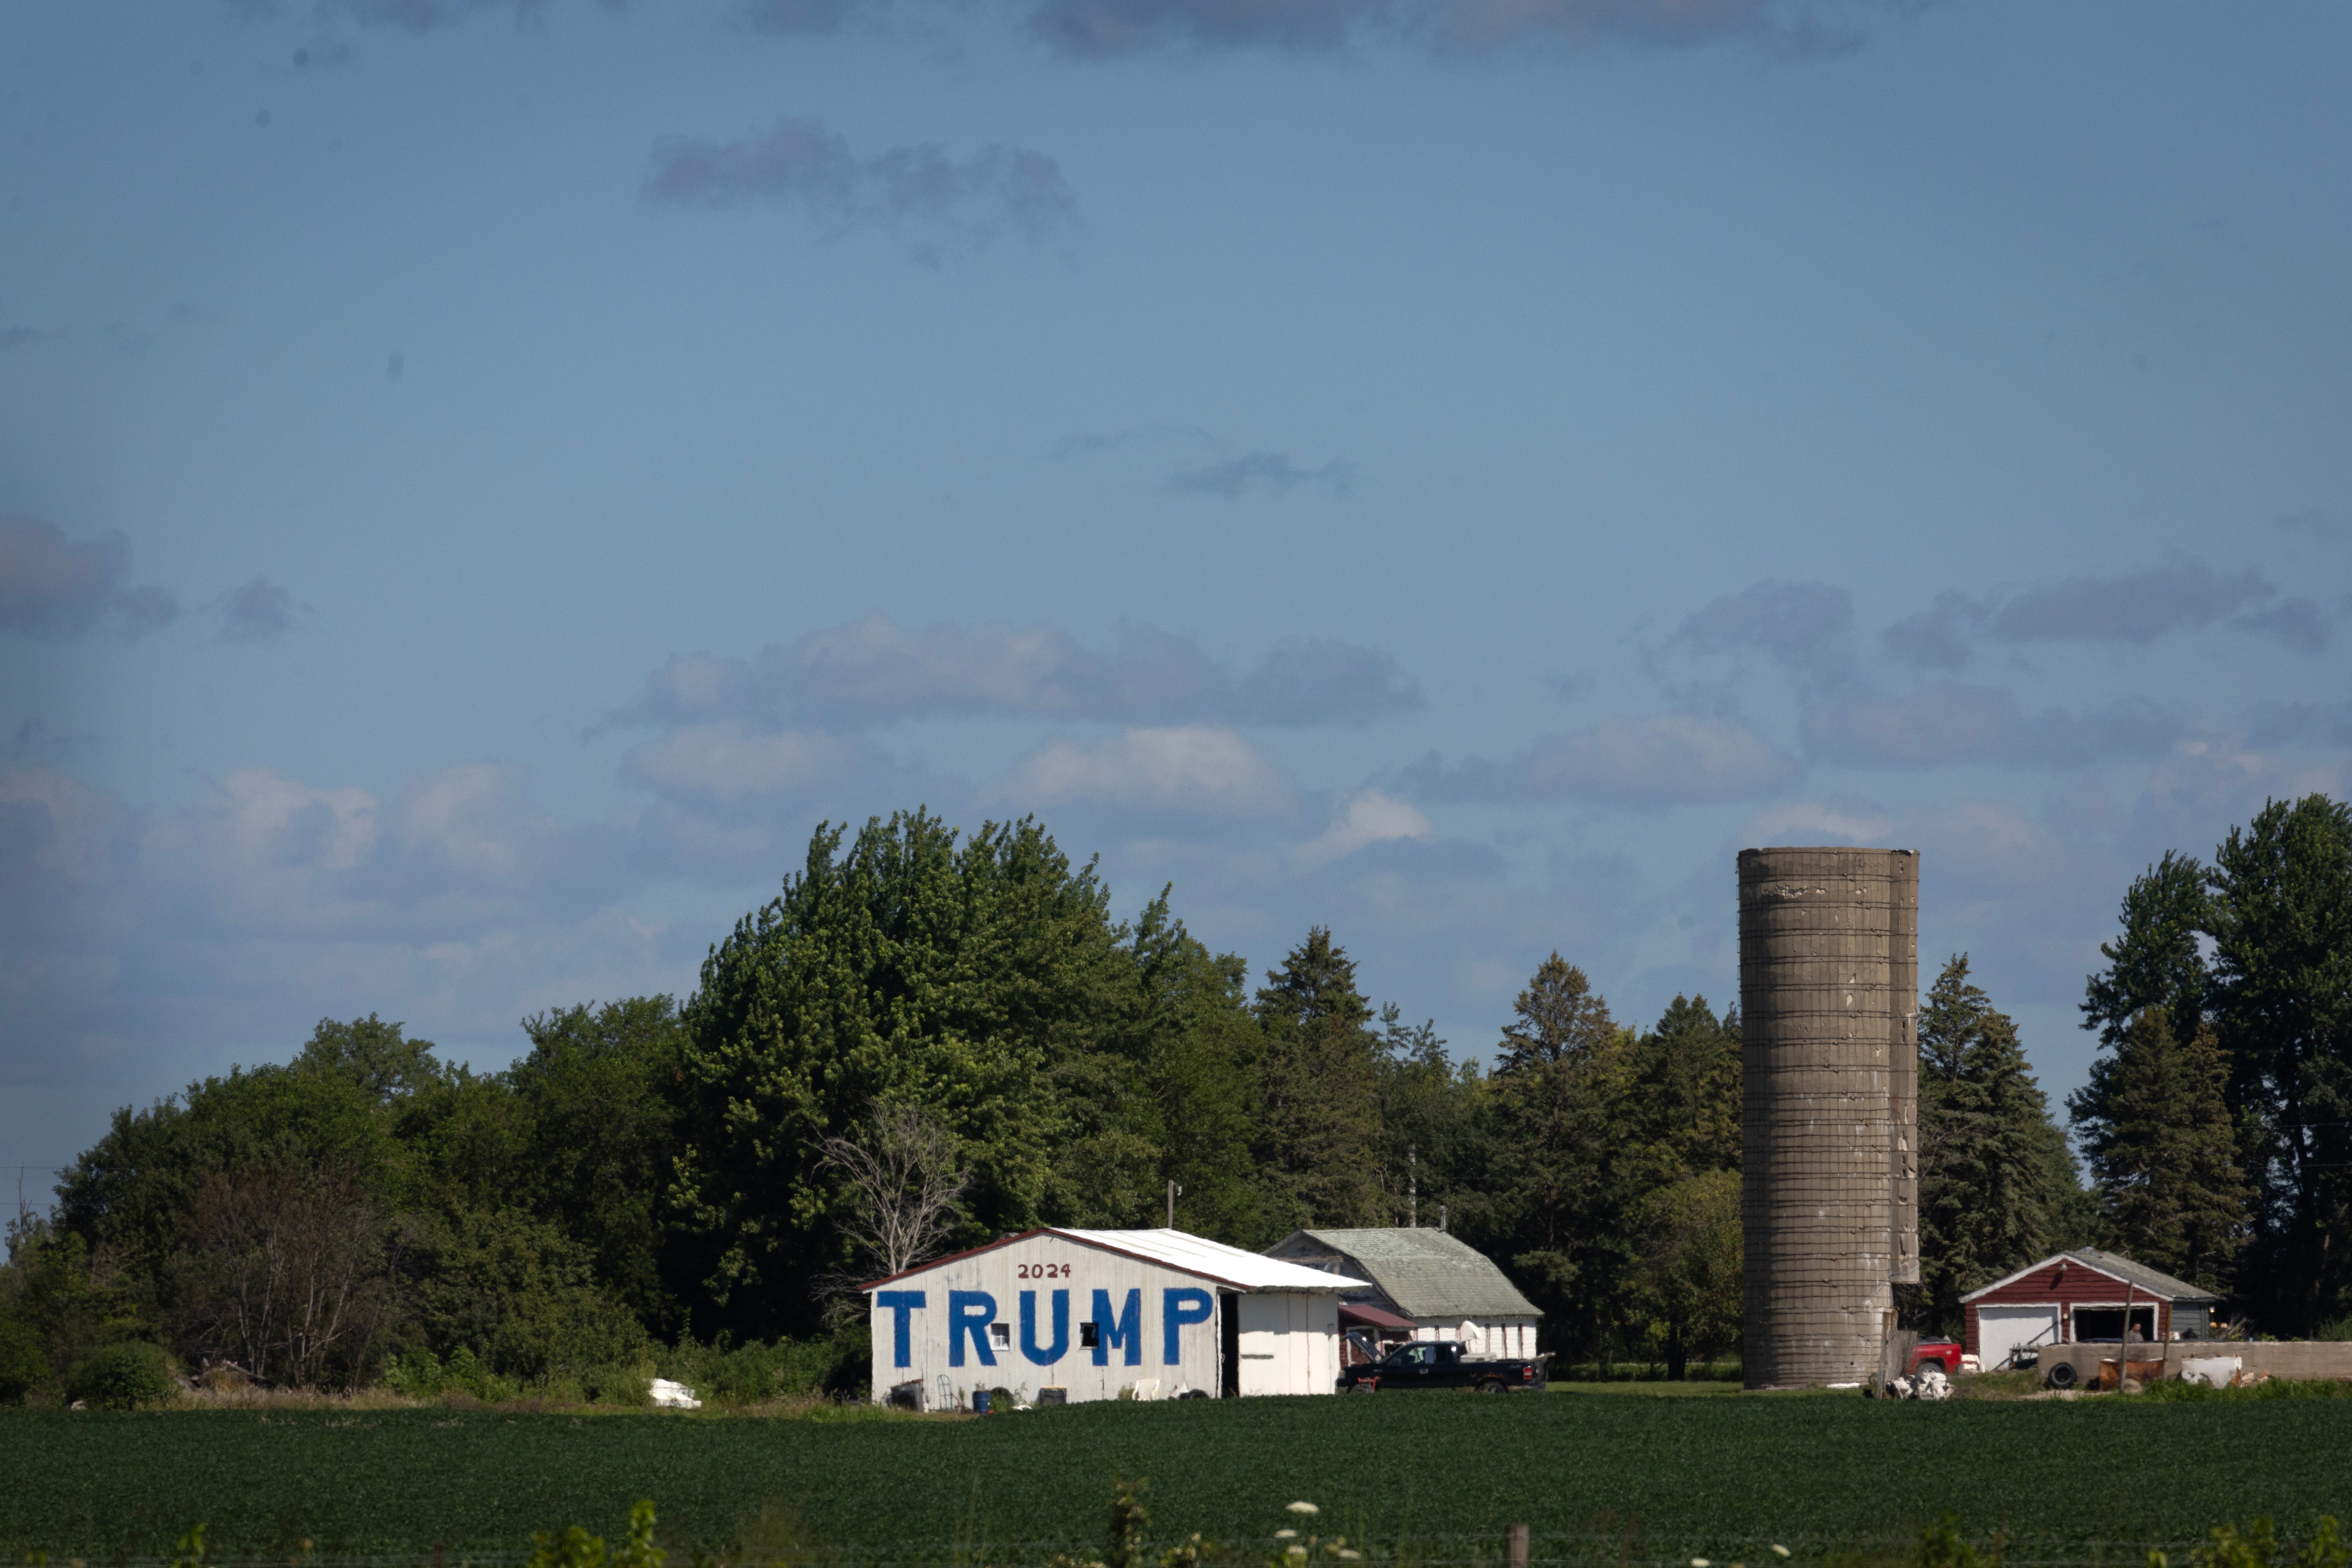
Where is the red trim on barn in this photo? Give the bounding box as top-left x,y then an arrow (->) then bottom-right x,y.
1960,1258 -> 2173,1356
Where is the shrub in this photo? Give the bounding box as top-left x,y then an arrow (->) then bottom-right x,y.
0,1310 -> 52,1404
67,1341 -> 180,1409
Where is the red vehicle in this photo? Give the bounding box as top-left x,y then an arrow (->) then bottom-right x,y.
1907,1340 -> 1966,1377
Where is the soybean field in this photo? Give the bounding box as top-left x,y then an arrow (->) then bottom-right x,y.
6,1393 -> 2350,1565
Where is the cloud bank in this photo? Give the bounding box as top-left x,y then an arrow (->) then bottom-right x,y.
619,614 -> 1423,730
0,520 -> 179,640
644,116 -> 1080,258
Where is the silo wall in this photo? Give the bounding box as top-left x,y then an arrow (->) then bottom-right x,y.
1738,847 -> 1919,1389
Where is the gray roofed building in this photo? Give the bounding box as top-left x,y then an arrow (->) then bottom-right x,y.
1265,1228 -> 1541,1362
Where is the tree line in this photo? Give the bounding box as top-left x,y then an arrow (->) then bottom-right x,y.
2,795 -> 2344,1402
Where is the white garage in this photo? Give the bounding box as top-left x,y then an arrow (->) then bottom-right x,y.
1973,1304 -> 2062,1372
864,1227 -> 1371,1409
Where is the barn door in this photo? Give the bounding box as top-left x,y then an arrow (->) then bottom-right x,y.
1977,1305 -> 2060,1370
1219,1290 -> 1241,1397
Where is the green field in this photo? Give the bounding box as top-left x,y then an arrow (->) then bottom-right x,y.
6,1393 -> 2351,1564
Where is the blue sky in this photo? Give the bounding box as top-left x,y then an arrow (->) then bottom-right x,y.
4,0 -> 2348,1179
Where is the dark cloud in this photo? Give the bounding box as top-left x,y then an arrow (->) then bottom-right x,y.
1880,590 -> 1987,671
1,327 -> 65,351
1673,579 -> 1851,665
1985,557 -> 2273,645
1802,686 -> 2184,769
220,576 -> 298,641
1163,451 -> 1353,500
1239,637 -> 1422,726
2231,598 -> 2331,654
227,0 -> 557,30
643,116 -> 1079,259
1881,557 -> 2334,665
0,519 -> 180,639
617,614 -> 1420,730
1022,0 -> 1864,57
1413,713 -> 1801,806
235,0 -> 1875,54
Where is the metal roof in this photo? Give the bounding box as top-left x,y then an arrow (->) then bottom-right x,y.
1959,1246 -> 2219,1305
1268,1228 -> 1542,1320
862,1227 -> 1372,1294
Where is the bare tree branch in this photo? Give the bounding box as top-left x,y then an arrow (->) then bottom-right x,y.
818,1102 -> 971,1288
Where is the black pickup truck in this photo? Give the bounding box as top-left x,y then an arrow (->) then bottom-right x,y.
1339,1340 -> 1546,1394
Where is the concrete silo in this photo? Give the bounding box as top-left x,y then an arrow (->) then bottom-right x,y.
1737,847 -> 1919,1389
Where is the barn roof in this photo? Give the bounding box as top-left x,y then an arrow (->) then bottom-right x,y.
860,1227 -> 1372,1294
1959,1246 -> 2219,1305
1267,1228 -> 1542,1320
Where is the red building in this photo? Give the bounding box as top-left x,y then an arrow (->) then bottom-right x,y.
1960,1247 -> 2221,1370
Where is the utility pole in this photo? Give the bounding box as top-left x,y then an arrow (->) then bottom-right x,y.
1166,1180 -> 1181,1229
1408,1143 -> 1417,1228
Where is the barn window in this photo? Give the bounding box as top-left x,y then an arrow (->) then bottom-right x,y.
1080,1322 -> 1100,1348
990,1322 -> 1011,1347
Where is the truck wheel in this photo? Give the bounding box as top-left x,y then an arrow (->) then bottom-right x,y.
1477,1379 -> 1506,1395
1350,1381 -> 1377,1393
2046,1361 -> 2077,1390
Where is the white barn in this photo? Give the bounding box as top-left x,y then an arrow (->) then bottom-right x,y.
863,1227 -> 1370,1408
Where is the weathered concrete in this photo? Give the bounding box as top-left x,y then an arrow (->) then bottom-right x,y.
1738,847 -> 1920,1390
2038,1340 -> 2352,1387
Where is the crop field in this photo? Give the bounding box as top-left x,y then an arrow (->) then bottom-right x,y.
6,1393 -> 2351,1566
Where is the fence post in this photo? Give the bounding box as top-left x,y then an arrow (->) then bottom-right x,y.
1506,1523 -> 1530,1568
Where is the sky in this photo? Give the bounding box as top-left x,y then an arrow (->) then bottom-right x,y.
3,0 -> 2349,1185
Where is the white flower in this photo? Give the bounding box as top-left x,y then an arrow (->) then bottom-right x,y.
1275,1531 -> 1298,1541
1288,1503 -> 1321,1516
1772,1549 -> 1792,1560
1693,1558 -> 1711,1565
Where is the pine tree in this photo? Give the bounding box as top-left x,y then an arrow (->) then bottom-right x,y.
1484,954 -> 1634,1361
2080,850 -> 2212,1048
2207,793 -> 2352,1330
2067,1009 -> 2248,1292
1916,955 -> 2074,1330
1246,927 -> 1387,1234
1627,995 -> 1742,1180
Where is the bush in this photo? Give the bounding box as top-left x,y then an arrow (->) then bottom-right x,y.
0,1310 -> 52,1404
67,1341 -> 179,1409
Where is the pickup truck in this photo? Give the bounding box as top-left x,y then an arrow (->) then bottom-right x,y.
1907,1340 -> 1967,1377
1339,1340 -> 1546,1394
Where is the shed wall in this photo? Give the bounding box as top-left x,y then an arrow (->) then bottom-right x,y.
1738,846 -> 1919,1388
867,1233 -> 1232,1406
1962,1263 -> 2176,1354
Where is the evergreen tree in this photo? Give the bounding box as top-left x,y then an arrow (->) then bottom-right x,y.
1371,1006 -> 1488,1234
2081,851 -> 2212,1048
2067,1009 -> 2248,1292
2207,793 -> 2352,1331
1246,928 -> 1386,1234
1915,954 -> 2073,1330
1627,995 -> 1742,1181
1484,954 -> 1633,1360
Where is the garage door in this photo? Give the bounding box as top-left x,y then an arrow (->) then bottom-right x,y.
1978,1305 -> 2060,1370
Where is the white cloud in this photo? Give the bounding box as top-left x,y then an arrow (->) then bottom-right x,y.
621,724 -> 862,806
997,726 -> 1293,817
1298,789 -> 1433,866
1737,800 -> 1894,847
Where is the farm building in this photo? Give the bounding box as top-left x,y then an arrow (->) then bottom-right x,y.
1961,1247 -> 2222,1370
862,1227 -> 1370,1408
1262,1227 -> 1541,1365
